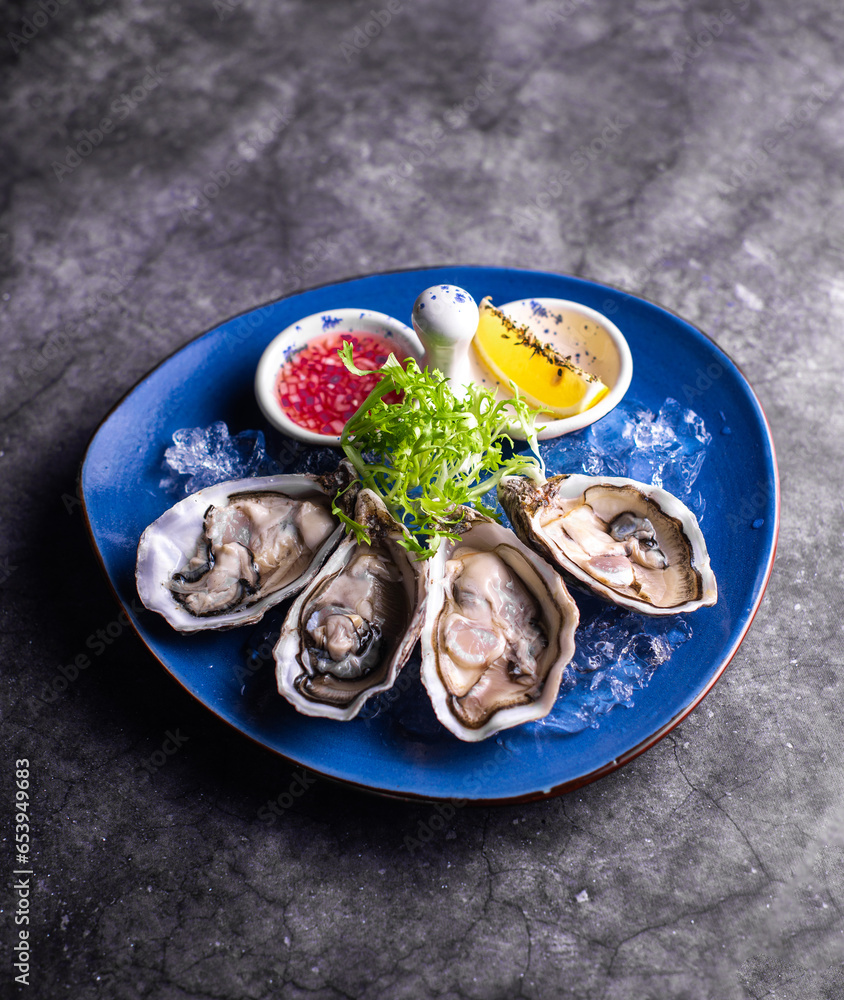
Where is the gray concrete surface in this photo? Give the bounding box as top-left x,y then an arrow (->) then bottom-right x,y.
2,0 -> 844,997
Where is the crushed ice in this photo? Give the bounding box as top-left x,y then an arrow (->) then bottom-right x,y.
540,396 -> 711,516
167,399 -> 711,735
159,421 -> 282,497
528,397 -> 710,731
529,603 -> 693,735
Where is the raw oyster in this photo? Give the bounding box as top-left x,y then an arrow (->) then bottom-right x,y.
274,490 -> 426,720
136,463 -> 357,632
498,474 -> 717,615
421,508 -> 579,742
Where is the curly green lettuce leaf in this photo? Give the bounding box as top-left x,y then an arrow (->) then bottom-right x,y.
332,343 -> 544,557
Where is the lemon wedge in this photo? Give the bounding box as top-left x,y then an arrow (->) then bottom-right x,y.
473,297 -> 609,417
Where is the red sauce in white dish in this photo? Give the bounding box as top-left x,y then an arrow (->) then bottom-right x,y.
275,331 -> 403,436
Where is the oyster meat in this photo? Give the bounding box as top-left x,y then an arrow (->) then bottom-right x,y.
499,474 -> 717,615
136,464 -> 357,632
421,508 -> 579,741
275,490 -> 426,720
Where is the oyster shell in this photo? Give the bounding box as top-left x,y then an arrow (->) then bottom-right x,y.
136,463 -> 357,632
421,508 -> 579,742
498,474 -> 717,615
274,490 -> 426,721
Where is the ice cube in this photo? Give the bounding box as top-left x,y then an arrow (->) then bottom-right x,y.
159,421 -> 282,497
586,397 -> 711,502
525,603 -> 693,735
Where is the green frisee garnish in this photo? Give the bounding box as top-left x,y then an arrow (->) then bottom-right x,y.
333,343 -> 545,558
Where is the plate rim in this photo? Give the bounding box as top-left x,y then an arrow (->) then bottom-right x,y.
78,264 -> 781,804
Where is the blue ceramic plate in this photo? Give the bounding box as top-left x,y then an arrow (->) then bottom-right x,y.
80,267 -> 778,803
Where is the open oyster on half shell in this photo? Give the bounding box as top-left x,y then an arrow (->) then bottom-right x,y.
136,462 -> 358,632
274,489 -> 427,721
498,474 -> 717,616
421,507 -> 579,742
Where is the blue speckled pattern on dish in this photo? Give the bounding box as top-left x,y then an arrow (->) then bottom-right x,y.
80,266 -> 779,803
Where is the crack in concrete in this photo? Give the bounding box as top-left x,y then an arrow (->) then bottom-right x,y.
670,738 -> 773,883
